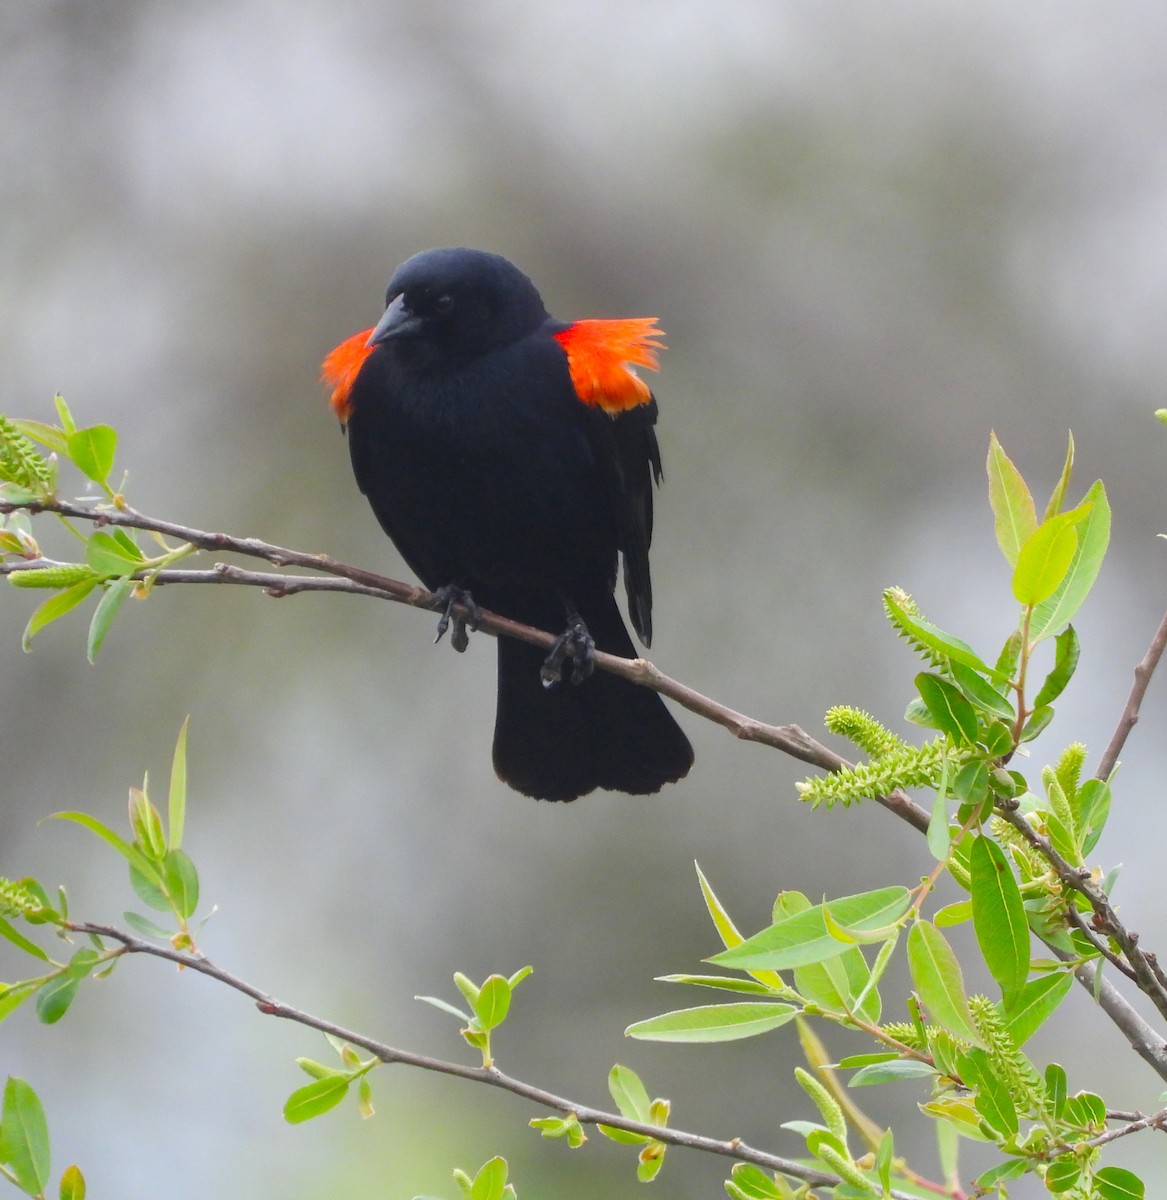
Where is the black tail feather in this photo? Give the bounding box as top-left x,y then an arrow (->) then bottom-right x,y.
491,595 -> 693,801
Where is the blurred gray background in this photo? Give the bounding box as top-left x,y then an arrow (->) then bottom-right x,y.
4,2 -> 1167,1196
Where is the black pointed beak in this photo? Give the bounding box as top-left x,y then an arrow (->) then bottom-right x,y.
367,294 -> 422,346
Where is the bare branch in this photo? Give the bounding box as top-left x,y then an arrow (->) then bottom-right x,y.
0,500 -> 931,833
1097,605 -> 1167,781
7,496 -> 1167,1082
69,921 -> 933,1198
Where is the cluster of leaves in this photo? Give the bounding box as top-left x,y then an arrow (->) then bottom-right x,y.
798,434 -> 1108,815
608,438 -> 1147,1196
0,722 -> 199,1199
2,410 -> 1162,1200
416,1156 -> 517,1200
0,400 -> 194,661
0,1078 -> 83,1200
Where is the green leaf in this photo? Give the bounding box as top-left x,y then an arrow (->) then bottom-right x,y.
1043,431 -> 1075,520
915,673 -> 978,746
848,1059 -> 936,1086
10,418 -> 69,458
922,1097 -> 994,1143
66,425 -> 117,486
636,1142 -> 666,1184
1,1077 -> 51,1195
35,949 -> 98,1025
959,1048 -> 1018,1138
608,1064 -> 651,1122
795,948 -> 880,1022
453,972 -> 481,1009
948,660 -> 1016,720
975,1158 -> 1030,1190
470,1156 -> 508,1200
970,836 -> 1029,1005
1077,778 -> 1111,856
1044,1157 -> 1081,1192
35,977 -> 82,1026
695,863 -> 745,949
876,1128 -> 893,1196
129,787 -> 166,861
884,594 -> 1000,678
654,974 -> 774,995
934,901 -> 972,927
927,784 -> 952,862
1029,481 -> 1110,642
596,1124 -> 649,1146
0,983 -> 40,1023
1004,972 -> 1074,1044
987,431 -> 1037,567
1033,626 -> 1080,708
59,1163 -> 86,1200
1095,1166 -> 1146,1200
473,976 -> 511,1031
1013,512 -> 1082,606
21,579 -> 98,650
86,575 -> 132,663
84,531 -> 142,577
168,718 -> 189,850
1018,705 -> 1054,743
906,921 -> 982,1046
1044,1062 -> 1067,1118
626,1002 -> 796,1043
0,917 -> 49,963
162,850 -> 199,919
711,887 -> 911,972
414,994 -> 471,1022
53,394 -> 77,436
507,965 -> 532,989
727,1162 -> 787,1199
1062,1090 -> 1106,1132
283,1075 -> 349,1123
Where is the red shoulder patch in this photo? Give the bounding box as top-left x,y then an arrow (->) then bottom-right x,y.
553,318 -> 665,414
321,327 -> 375,422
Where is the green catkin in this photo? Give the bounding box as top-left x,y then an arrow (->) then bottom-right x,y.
968,995 -> 1045,1115
0,417 -> 53,492
824,707 -> 909,760
797,738 -> 954,808
0,878 -> 40,919
1054,743 -> 1087,808
9,564 -> 96,588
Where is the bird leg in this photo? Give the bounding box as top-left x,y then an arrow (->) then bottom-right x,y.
431,585 -> 481,653
540,609 -> 595,687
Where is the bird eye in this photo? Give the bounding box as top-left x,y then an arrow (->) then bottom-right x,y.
433,293 -> 454,314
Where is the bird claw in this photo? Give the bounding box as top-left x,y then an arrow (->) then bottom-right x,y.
540,618 -> 595,687
432,586 -> 480,653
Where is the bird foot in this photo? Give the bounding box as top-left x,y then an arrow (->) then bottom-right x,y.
540,617 -> 595,687
432,586 -> 480,653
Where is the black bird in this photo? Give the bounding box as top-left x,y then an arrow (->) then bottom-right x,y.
323,247 -> 693,800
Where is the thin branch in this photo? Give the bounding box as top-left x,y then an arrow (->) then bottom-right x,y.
995,805 -> 1167,1026
68,921 -> 933,1199
1085,1105 -> 1167,1149
0,502 -> 931,834
1096,605 -> 1167,781
6,498 -> 1167,1082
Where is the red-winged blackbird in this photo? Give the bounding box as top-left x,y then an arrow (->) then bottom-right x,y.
322,247 -> 693,801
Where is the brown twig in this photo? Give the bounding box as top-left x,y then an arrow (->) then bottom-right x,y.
995,806 -> 1167,1026
1096,606 -> 1167,781
67,921 -> 931,1198
1086,1106 -> 1167,1149
6,496 -> 1167,1089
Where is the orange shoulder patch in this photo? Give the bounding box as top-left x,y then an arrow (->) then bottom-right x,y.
321,327 -> 375,422
553,318 -> 665,414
